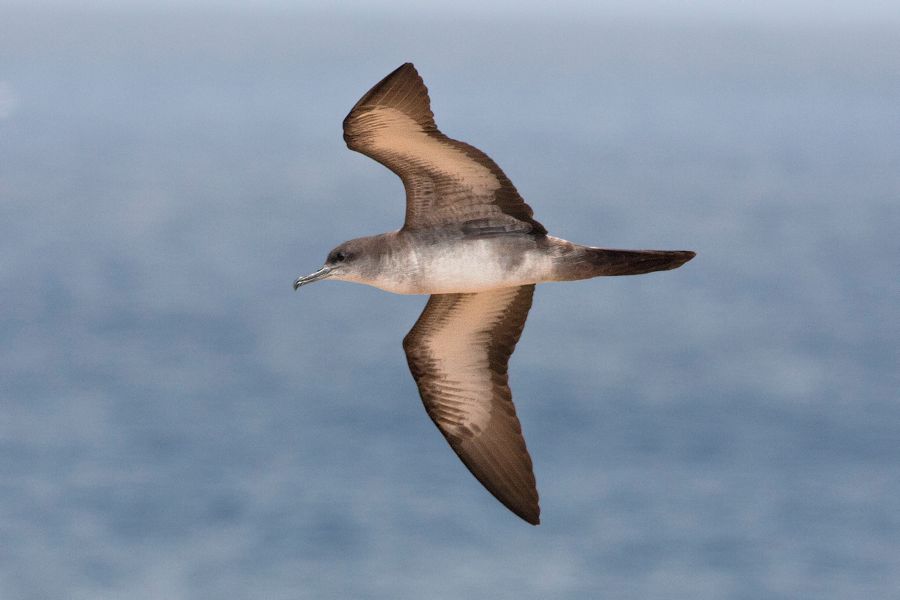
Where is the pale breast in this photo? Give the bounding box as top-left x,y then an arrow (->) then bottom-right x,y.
372,236 -> 556,295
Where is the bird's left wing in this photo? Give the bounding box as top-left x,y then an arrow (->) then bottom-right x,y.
402,285 -> 540,524
343,63 -> 546,236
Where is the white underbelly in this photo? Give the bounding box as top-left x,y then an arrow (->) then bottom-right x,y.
372,239 -> 554,295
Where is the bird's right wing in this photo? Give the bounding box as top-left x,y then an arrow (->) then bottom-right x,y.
402,284 -> 540,524
343,63 -> 546,236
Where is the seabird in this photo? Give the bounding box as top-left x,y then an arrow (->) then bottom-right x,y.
294,63 -> 695,525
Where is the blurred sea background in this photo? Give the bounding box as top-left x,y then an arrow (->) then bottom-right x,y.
2,1 -> 899,598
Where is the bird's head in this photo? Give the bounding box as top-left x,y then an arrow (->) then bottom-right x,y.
293,237 -> 375,290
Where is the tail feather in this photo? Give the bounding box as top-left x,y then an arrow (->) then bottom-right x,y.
556,246 -> 696,280
586,248 -> 696,276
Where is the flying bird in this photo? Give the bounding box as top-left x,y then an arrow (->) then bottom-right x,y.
294,63 -> 695,525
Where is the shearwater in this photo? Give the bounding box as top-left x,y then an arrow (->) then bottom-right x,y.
294,63 -> 695,525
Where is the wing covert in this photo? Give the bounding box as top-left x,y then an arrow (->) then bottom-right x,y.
343,63 -> 546,235
402,285 -> 540,524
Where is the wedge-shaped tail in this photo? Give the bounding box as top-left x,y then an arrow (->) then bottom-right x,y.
556,247 -> 696,281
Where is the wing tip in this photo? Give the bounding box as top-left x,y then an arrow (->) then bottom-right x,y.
505,488 -> 541,525
344,61 -> 433,127
342,62 -> 436,152
519,505 -> 541,526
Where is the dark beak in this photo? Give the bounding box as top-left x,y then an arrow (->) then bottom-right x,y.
293,266 -> 332,290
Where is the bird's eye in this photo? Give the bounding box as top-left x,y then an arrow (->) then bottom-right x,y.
333,251 -> 346,262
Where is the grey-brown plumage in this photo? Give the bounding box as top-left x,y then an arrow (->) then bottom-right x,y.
343,63 -> 546,235
403,285 -> 539,524
294,63 -> 696,525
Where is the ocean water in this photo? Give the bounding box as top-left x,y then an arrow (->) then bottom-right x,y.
1,7 -> 899,599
